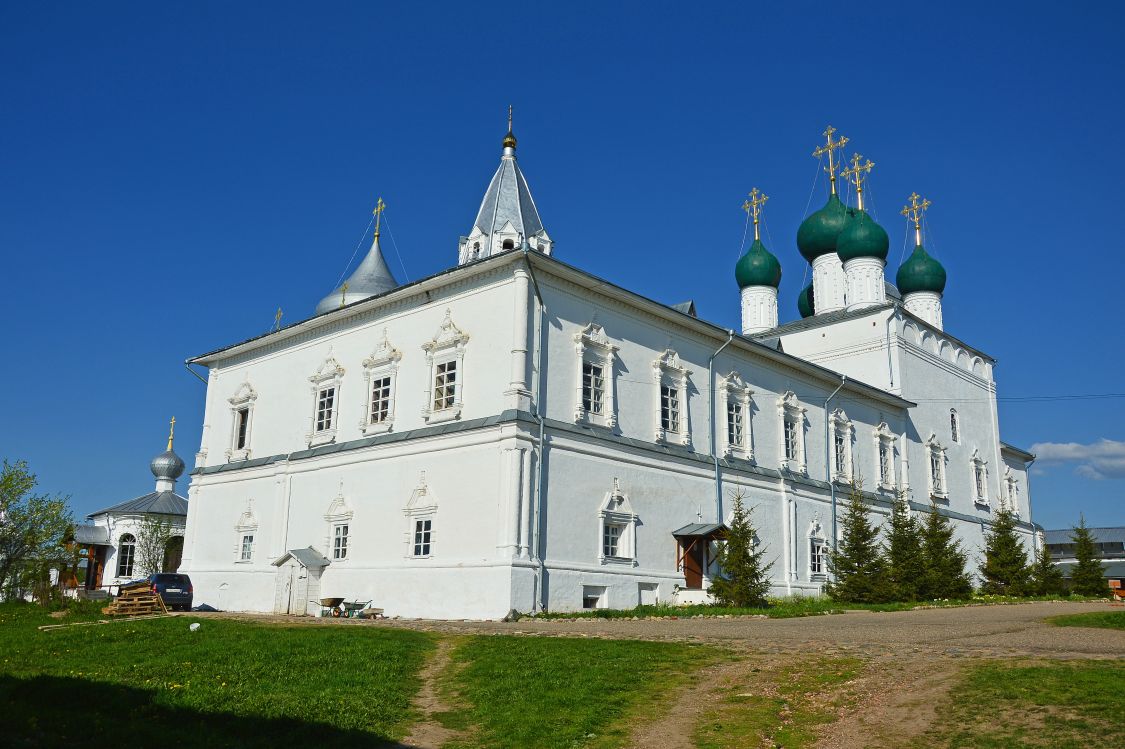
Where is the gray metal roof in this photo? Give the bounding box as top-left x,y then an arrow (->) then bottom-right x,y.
1056,560 -> 1125,578
88,491 -> 188,519
316,234 -> 399,316
752,304 -> 894,338
1044,527 -> 1125,546
671,301 -> 697,317
272,547 -> 331,569
473,152 -> 545,239
73,524 -> 110,545
672,523 -> 726,537
1000,442 -> 1036,461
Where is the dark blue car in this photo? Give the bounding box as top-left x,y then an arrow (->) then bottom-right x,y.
146,573 -> 193,611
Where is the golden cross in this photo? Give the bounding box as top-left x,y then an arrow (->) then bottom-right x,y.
372,197 -> 386,237
812,125 -> 849,194
901,192 -> 932,245
742,187 -> 769,241
340,281 -> 349,307
274,307 -> 283,331
167,416 -> 176,451
841,153 -> 874,210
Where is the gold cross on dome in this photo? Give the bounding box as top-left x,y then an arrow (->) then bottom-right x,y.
742,187 -> 769,241
340,282 -> 349,307
812,125 -> 849,194
274,307 -> 283,331
841,153 -> 874,209
167,417 -> 176,451
901,192 -> 932,245
372,197 -> 386,236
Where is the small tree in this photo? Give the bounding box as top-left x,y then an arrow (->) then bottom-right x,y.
978,507 -> 1030,596
826,484 -> 892,603
134,515 -> 177,578
1069,516 -> 1107,597
919,503 -> 973,600
884,491 -> 924,601
0,460 -> 73,599
711,492 -> 773,608
1028,539 -> 1065,597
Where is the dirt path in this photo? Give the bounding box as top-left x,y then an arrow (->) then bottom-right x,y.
398,637 -> 465,749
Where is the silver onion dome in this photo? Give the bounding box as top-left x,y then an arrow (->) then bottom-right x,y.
316,232 -> 399,316
150,449 -> 185,481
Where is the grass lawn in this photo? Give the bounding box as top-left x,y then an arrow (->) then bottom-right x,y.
1046,610 -> 1125,630
441,635 -> 722,749
921,660 -> 1125,749
0,602 -> 432,747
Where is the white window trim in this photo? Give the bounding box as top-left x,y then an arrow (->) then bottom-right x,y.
573,323 -> 618,430
971,449 -> 990,507
1002,468 -> 1020,515
421,310 -> 469,424
828,408 -> 853,483
233,499 -> 258,564
116,533 -> 136,578
597,479 -> 639,567
926,434 -> 949,499
949,408 -> 961,444
778,391 -> 807,474
226,381 -> 258,462
653,349 -> 691,446
239,532 -> 256,562
808,517 -> 827,581
404,472 -> 437,559
324,489 -> 354,562
359,329 -> 402,435
874,422 -> 898,491
719,371 -> 754,459
307,353 -> 345,446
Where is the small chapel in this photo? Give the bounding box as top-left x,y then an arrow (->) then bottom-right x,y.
178,118 -> 1037,618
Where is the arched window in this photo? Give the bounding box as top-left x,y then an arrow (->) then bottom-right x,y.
502,239 -> 514,250
117,534 -> 136,578
950,409 -> 959,443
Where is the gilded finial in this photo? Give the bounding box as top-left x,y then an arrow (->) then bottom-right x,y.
502,105 -> 517,150
901,192 -> 932,246
841,153 -> 874,210
167,416 -> 176,452
742,187 -> 769,241
340,281 -> 349,308
812,125 -> 849,195
274,307 -> 283,331
372,197 -> 386,237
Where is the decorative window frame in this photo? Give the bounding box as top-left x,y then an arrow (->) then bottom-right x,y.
403,472 -> 437,559
828,408 -> 853,483
597,478 -> 639,566
873,422 -> 898,491
970,449 -> 990,507
359,329 -> 402,435
777,391 -> 807,474
925,434 -> 949,499
949,408 -> 960,444
226,381 -> 258,462
719,371 -> 754,459
808,515 -> 827,581
324,488 -> 354,562
233,499 -> 258,564
573,323 -> 618,430
306,353 -> 345,446
421,310 -> 469,424
1003,467 -> 1020,516
652,349 -> 691,446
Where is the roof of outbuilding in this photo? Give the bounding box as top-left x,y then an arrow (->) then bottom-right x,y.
751,303 -> 894,338
272,547 -> 331,569
1044,527 -> 1125,546
1056,560 -> 1125,578
73,524 -> 110,545
87,491 -> 188,519
672,523 -> 727,537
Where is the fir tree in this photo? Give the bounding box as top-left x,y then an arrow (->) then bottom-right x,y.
919,503 -> 973,600
1028,539 -> 1065,597
826,484 -> 892,603
1069,515 -> 1107,597
979,507 -> 1030,596
711,492 -> 773,608
884,491 -> 924,601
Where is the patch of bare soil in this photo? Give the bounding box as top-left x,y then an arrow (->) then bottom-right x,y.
397,638 -> 467,749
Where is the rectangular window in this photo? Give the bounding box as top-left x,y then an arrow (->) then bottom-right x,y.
433,360 -> 457,411
834,432 -> 846,476
950,412 -> 959,443
784,418 -> 799,461
315,387 -> 335,432
117,541 -> 134,578
240,534 -> 254,561
879,443 -> 892,486
333,524 -> 349,560
660,385 -> 679,432
931,452 -> 944,493
603,522 -> 625,558
369,376 -> 392,424
810,539 -> 827,575
582,361 -> 604,414
235,408 -> 250,449
413,518 -> 432,557
727,401 -> 744,448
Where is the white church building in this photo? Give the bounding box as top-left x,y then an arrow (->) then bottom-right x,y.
178,122 -> 1037,618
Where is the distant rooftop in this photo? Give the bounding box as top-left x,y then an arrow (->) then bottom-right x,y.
88,490 -> 188,519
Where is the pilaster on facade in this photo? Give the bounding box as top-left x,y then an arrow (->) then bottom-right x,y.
652,349 -> 691,447
359,329 -> 402,435
504,268 -> 533,411
573,322 -> 618,430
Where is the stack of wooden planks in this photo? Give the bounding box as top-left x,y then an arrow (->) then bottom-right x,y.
103,580 -> 168,616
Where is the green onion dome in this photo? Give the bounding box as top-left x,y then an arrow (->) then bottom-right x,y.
735,238 -> 782,289
896,244 -> 947,295
797,193 -> 849,262
797,281 -> 815,318
836,209 -> 889,262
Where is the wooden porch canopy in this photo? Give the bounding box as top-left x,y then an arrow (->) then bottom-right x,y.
672,523 -> 727,580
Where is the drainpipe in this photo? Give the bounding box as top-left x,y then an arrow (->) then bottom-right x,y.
709,330 -> 736,523
184,361 -> 208,384
522,252 -> 548,613
1025,455 -> 1037,551
825,374 -> 847,561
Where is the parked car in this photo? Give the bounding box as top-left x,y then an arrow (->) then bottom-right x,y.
146,573 -> 193,611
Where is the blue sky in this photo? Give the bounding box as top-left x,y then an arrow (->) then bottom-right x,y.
1,2 -> 1122,529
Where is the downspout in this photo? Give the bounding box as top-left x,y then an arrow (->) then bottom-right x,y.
1025,455 -> 1037,551
709,330 -> 736,523
825,374 -> 847,562
522,251 -> 548,613
184,361 -> 208,384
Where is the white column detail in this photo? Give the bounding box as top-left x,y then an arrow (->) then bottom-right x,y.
843,256 -> 886,311
505,268 -> 532,409
812,254 -> 847,313
904,291 -> 943,330
740,285 -> 778,334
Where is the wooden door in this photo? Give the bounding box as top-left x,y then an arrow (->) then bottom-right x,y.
681,540 -> 704,589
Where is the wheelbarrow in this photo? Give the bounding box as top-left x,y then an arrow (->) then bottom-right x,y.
316,596 -> 346,617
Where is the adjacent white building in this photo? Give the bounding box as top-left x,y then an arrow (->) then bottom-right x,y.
178,123 -> 1036,618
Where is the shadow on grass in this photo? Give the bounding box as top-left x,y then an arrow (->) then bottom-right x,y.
0,674 -> 414,748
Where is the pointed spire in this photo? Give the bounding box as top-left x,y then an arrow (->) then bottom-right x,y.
841,153 -> 874,210
812,125 -> 849,195
502,104 -> 517,152
315,198 -> 400,315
